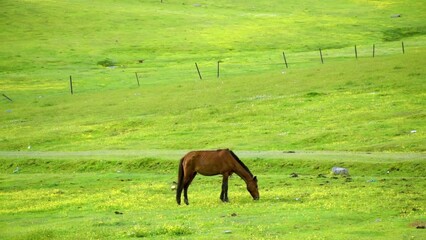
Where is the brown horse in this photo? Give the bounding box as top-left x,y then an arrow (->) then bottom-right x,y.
176,149 -> 259,205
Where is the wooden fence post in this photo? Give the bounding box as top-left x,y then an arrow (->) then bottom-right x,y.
2,93 -> 13,102
69,75 -> 74,95
354,45 -> 358,59
217,61 -> 220,78
373,44 -> 375,58
135,72 -> 140,86
282,51 -> 288,68
195,62 -> 202,80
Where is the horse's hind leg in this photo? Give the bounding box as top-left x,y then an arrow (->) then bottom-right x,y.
183,172 -> 197,205
176,183 -> 183,205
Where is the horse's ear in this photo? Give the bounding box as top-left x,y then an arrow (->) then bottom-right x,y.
254,176 -> 257,182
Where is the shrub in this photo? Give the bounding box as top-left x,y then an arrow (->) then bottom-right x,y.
97,58 -> 116,67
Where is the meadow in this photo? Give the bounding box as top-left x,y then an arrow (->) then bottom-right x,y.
0,0 -> 425,239
0,151 -> 425,239
1,0 -> 425,151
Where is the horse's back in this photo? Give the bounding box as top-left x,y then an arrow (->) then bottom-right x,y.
182,149 -> 234,176
183,149 -> 230,160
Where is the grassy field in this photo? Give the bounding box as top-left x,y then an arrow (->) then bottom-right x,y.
0,0 -> 425,239
1,50 -> 425,152
1,0 -> 425,151
0,151 -> 425,239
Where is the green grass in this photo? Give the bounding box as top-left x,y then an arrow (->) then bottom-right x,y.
0,0 -> 425,239
1,0 -> 426,86
1,51 -> 425,151
1,0 -> 425,151
0,152 -> 425,239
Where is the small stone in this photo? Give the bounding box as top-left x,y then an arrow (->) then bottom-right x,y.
332,167 -> 349,175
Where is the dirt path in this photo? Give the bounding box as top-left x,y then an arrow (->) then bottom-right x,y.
0,150 -> 424,162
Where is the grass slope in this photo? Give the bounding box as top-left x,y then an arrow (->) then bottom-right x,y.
1,50 -> 425,151
1,0 -> 426,86
1,0 -> 425,152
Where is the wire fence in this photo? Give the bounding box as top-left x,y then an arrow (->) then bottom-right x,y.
8,40 -> 418,96
127,41 -> 418,83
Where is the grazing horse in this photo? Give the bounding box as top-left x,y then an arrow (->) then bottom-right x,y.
176,149 -> 259,205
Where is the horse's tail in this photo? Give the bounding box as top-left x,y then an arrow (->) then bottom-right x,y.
176,157 -> 185,205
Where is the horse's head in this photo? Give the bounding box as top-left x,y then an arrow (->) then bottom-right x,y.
247,176 -> 259,200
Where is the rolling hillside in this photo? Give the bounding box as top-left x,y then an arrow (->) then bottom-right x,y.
1,0 -> 425,152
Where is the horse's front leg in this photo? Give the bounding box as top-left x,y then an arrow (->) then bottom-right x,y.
220,174 -> 229,202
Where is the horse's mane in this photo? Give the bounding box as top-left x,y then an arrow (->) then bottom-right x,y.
228,150 -> 253,177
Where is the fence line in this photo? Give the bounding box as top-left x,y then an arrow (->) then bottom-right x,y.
62,41 -> 419,93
